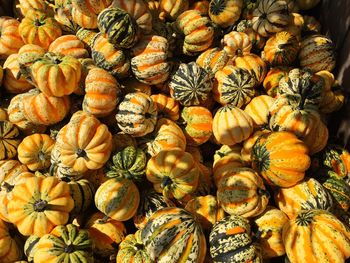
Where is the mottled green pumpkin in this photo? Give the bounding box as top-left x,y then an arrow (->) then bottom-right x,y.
0,121 -> 20,161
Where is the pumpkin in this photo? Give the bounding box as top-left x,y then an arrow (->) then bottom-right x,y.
0,219 -> 23,263
196,48 -> 230,76
146,148 -> 200,200
18,10 -> 62,49
91,33 -> 130,79
213,66 -> 257,107
116,92 -> 158,137
17,44 -> 45,79
17,133 -> 55,171
117,230 -> 152,263
175,10 -> 214,55
141,207 -> 207,263
262,31 -> 300,66
131,34 -> 170,85
212,104 -> 254,145
71,0 -> 112,15
95,177 -> 140,221
252,0 -> 290,37
190,0 -> 210,15
85,211 -> 126,257
253,206 -> 288,258
55,111 -> 113,173
34,224 -> 94,263
244,95 -> 275,127
160,0 -> 189,20
181,106 -> 213,146
138,118 -> 187,157
209,215 -> 263,262
283,209 -> 350,262
302,117 -> 328,155
111,132 -> 138,153
0,121 -> 20,161
222,31 -> 252,60
0,18 -> 24,59
48,35 -> 89,59
296,0 -> 320,10
24,235 -> 40,262
17,0 -> 52,17
83,67 -> 120,117
285,13 -> 304,39
209,0 -> 243,28
7,176 -> 74,237
236,19 -> 266,52
299,34 -> 336,73
54,5 -> 80,34
150,94 -> 180,121
97,7 -> 139,49
0,160 -> 28,185
71,6 -> 98,29
263,67 -> 289,97
241,130 -> 271,166
121,78 -> 152,96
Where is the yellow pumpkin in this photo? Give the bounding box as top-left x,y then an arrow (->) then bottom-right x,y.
0,17 -> 24,59
222,31 -> 252,59
48,35 -> 89,59
244,95 -> 275,127
208,0 -> 243,28
160,0 -> 189,20
0,219 -> 23,262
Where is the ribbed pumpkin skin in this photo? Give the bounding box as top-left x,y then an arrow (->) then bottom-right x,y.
318,144 -> 350,179
209,0 -> 243,28
116,92 -> 158,137
34,224 -> 94,263
299,34 -> 336,73
83,67 -> 120,117
17,44 -> 45,78
85,211 -> 126,258
209,215 -> 263,263
48,35 -> 89,59
283,210 -> 350,263
241,129 -> 270,166
190,0 -> 209,15
71,6 -> 98,29
54,5 -> 80,34
196,48 -> 230,75
263,31 -> 300,66
263,67 -> 290,97
67,179 -> 95,217
71,0 -> 112,15
275,177 -> 334,219
146,148 -> 199,200
160,0 -> 189,20
0,160 -> 28,186
95,178 -> 140,221
0,121 -> 20,161
17,134 -> 55,171
217,168 -> 270,218
151,94 -> 180,121
117,230 -> 152,263
214,66 -> 257,107
222,31 -> 252,59
131,35 -> 170,85
55,111 -> 113,173
141,207 -> 207,263
97,7 -> 139,48
212,104 -> 254,145
18,10 -> 62,49
176,10 -> 214,55
252,0 -> 290,37
252,131 -> 310,188
244,95 -> 275,127
253,207 -> 288,259
323,175 -> 350,212
0,219 -> 23,263
0,18 -> 24,59
134,189 -> 175,229
237,19 -> 266,51
7,176 -> 74,237
24,235 -> 40,262
302,118 -> 328,155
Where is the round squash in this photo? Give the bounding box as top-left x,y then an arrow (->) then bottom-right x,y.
263,67 -> 290,97
196,48 -> 230,76
71,0 -> 112,15
0,18 -> 24,59
209,0 -> 243,28
17,44 -> 45,79
222,31 -> 252,59
241,129 -> 271,166
237,19 -> 266,52
48,35 -> 89,59
0,121 -> 20,161
160,0 -> 189,20
150,94 -> 180,121
0,160 -> 28,186
244,95 -> 275,127
71,6 -> 98,29
0,219 -> 23,263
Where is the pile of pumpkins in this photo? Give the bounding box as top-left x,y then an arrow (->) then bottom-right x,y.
0,0 -> 350,262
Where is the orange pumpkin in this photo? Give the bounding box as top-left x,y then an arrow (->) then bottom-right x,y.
17,44 -> 45,78
263,67 -> 290,97
48,35 -> 89,59
241,129 -> 271,165
160,0 -> 189,20
208,0 -> 243,28
244,95 -> 275,127
71,0 -> 112,15
196,48 -> 230,75
150,94 -> 180,121
71,6 -> 98,29
0,17 -> 24,59
222,31 -> 252,59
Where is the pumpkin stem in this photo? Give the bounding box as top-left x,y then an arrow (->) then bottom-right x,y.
76,148 -> 87,158
161,176 -> 172,188
34,199 -> 48,212
64,244 -> 75,254
133,243 -> 144,251
34,19 -> 44,27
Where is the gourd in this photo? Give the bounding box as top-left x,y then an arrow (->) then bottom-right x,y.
0,17 -> 24,59
0,219 -> 23,263
48,35 -> 89,59
196,48 -> 230,76
222,31 -> 252,59
0,121 -> 20,161
208,0 -> 243,28
244,95 -> 275,127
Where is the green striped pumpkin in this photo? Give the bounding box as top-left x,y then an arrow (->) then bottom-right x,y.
209,215 -> 263,262
106,146 -> 147,181
0,121 -> 20,160
24,235 -> 40,262
322,173 -> 350,212
141,207 -> 207,263
34,224 -> 94,263
97,7 -> 139,49
169,62 -> 212,106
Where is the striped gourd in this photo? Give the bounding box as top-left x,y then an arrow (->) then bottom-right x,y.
95,178 -> 140,221
302,117 -> 328,155
241,129 -> 271,165
217,168 -> 270,218
236,19 -> 266,51
24,235 -> 40,262
263,67 -> 290,97
214,66 -> 257,107
0,218 -> 23,262
54,5 -> 80,34
17,44 -> 45,79
160,0 -> 189,20
196,47 -> 230,75
283,210 -> 350,263
71,0 -> 112,15
0,121 -> 20,160
209,215 -> 263,262
141,207 -> 207,263
208,0 -> 243,28
48,35 -> 89,59
244,95 -> 275,127
76,28 -> 98,48
212,104 -> 254,145
111,132 -> 138,153
150,94 -> 180,121
222,31 -> 252,59
322,174 -> 350,212
34,224 -> 94,263
0,18 -> 24,59
97,7 -> 139,48
0,160 -> 28,186
71,6 -> 98,29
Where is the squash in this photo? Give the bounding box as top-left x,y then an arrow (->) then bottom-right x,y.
71,0 -> 112,15
302,15 -> 321,34
213,66 -> 257,107
302,117 -> 328,155
209,215 -> 263,262
17,44 -> 45,79
263,67 -> 290,97
252,131 -> 310,188
141,207 -> 207,263
283,209 -> 350,262
131,34 -> 170,85
212,104 -> 254,145
209,0 -> 243,28
190,0 -> 209,15
24,235 -> 40,262
146,148 -> 200,200
241,130 -> 271,166
196,48 -> 230,76
299,34 -> 336,73
95,177 -> 140,221
7,176 -> 74,237
71,6 -> 98,29
160,0 -> 189,20
0,18 -> 24,59
97,7 -> 139,49
150,94 -> 180,121
236,19 -> 266,52
252,0 -> 290,37
0,219 -> 23,263
34,224 -> 94,263
18,10 -> 62,49
0,160 -> 28,186
296,0 -> 320,10
48,35 -> 89,59
17,133 -> 55,171
56,111 -> 112,173
285,13 -> 304,39
111,132 -> 137,153
222,31 -> 252,59
116,92 -> 158,137
0,121 -> 20,161
17,0 -> 52,17
244,95 -> 275,127
54,5 -> 80,34
121,78 -> 152,96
